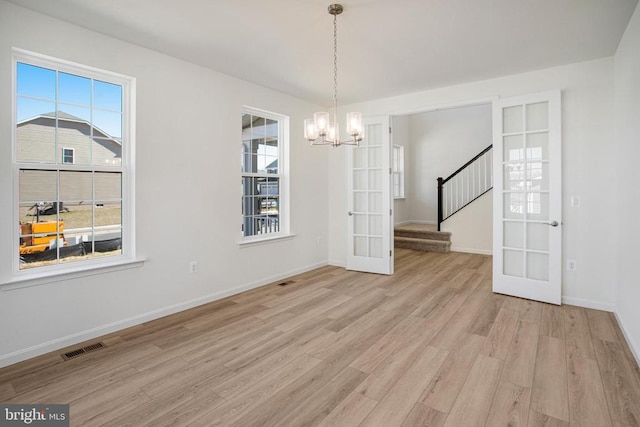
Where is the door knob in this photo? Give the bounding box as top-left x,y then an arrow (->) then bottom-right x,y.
548,221 -> 559,227
348,211 -> 353,216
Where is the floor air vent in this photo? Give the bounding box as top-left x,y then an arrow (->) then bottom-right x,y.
61,342 -> 105,360
278,280 -> 295,286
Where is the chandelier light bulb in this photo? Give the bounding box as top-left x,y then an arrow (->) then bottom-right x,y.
346,112 -> 363,137
314,112 -> 330,136
304,118 -> 319,141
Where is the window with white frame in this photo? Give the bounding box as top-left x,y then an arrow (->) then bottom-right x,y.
14,50 -> 134,272
241,107 -> 289,240
393,144 -> 405,199
61,148 -> 74,164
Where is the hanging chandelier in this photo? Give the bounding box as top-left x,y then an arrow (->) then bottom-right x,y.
304,4 -> 364,147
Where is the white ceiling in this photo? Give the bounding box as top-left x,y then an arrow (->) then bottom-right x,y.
7,0 -> 638,106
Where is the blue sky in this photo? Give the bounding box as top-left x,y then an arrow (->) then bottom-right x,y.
17,62 -> 123,138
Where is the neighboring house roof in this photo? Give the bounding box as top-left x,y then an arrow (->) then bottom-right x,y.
265,158 -> 278,171
17,111 -> 122,147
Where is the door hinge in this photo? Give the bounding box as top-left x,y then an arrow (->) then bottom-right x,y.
390,209 -> 392,215
389,167 -> 392,174
389,126 -> 392,134
390,250 -> 392,257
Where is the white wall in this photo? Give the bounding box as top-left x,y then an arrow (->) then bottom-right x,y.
614,3 -> 640,362
408,104 -> 492,223
441,190 -> 492,255
329,57 -> 616,310
391,115 -> 411,224
0,1 -> 329,367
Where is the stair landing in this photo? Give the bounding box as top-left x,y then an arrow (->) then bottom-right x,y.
394,223 -> 451,253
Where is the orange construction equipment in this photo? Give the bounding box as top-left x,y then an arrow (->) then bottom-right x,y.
19,221 -> 66,255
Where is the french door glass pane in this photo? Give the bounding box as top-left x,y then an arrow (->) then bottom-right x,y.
503,105 -> 523,133
526,192 -> 549,221
369,214 -> 383,236
370,237 -> 383,258
369,146 -> 382,167
353,170 -> 367,190
527,252 -> 549,280
367,124 -> 381,146
527,223 -> 549,251
354,192 -> 367,212
504,250 -> 524,277
526,102 -> 549,131
527,162 -> 548,191
504,164 -> 525,191
354,236 -> 367,256
369,169 -> 382,191
526,133 -> 548,161
504,193 -> 525,219
369,192 -> 382,213
354,214 -> 367,234
504,135 -> 524,161
504,221 -> 523,248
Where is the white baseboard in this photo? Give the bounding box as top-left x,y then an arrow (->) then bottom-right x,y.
613,310 -> 640,368
0,260 -> 329,369
328,259 -> 346,268
561,296 -> 614,312
450,247 -> 493,255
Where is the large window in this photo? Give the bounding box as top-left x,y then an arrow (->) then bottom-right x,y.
241,107 -> 289,241
13,50 -> 134,273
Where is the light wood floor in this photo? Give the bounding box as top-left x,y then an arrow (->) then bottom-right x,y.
1,249 -> 640,426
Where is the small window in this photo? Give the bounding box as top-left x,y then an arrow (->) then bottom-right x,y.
241,107 -> 289,241
393,145 -> 405,199
61,148 -> 74,164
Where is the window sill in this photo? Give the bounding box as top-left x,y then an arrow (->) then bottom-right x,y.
237,233 -> 296,248
0,258 -> 147,291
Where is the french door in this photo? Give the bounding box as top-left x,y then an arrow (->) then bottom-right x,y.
492,91 -> 562,304
346,116 -> 393,275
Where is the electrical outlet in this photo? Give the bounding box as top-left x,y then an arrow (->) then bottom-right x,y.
571,196 -> 581,207
567,259 -> 576,271
189,261 -> 198,273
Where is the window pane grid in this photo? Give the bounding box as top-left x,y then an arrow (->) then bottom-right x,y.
241,109 -> 285,238
15,58 -> 127,269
